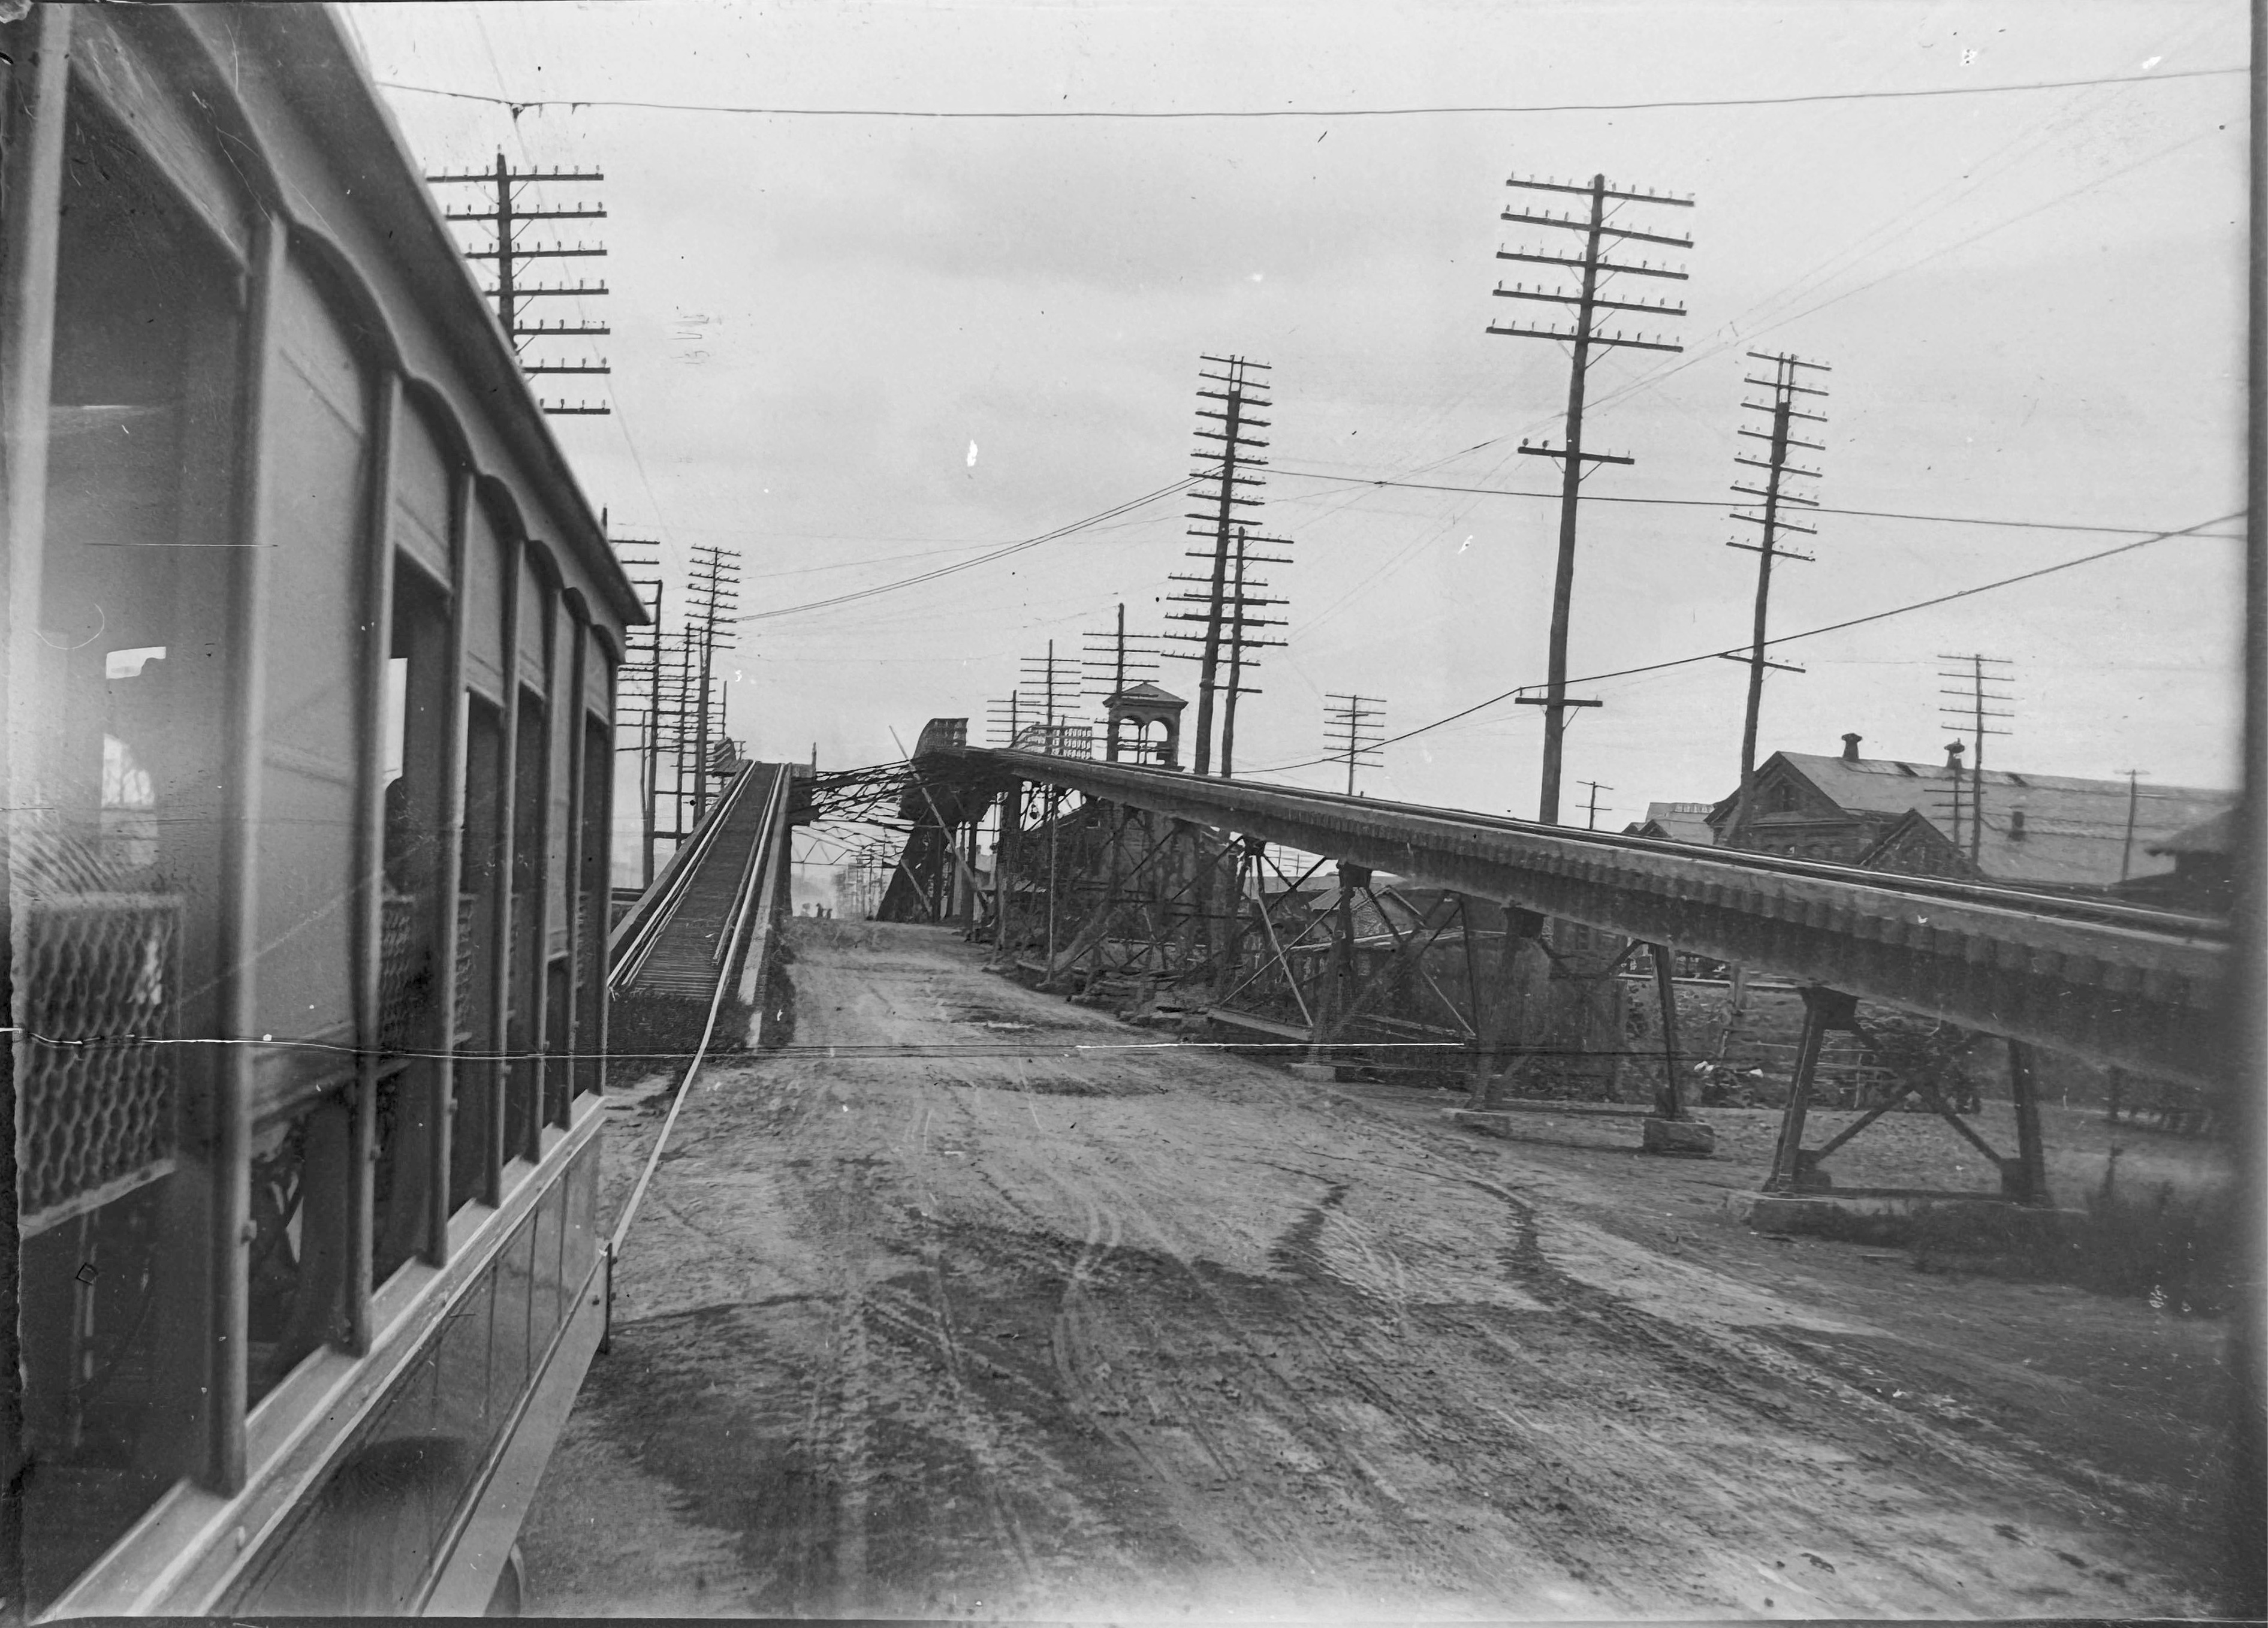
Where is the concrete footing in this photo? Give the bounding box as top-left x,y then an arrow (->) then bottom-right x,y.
1640,1116 -> 1717,1156
1736,1190 -> 2083,1240
1287,1061 -> 1343,1083
1445,1107 -> 1713,1157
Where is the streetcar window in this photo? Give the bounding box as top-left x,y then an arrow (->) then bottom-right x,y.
542,602 -> 577,1125
246,1092 -> 354,1404
376,571 -> 453,1275
20,84 -> 243,1603
506,688 -> 550,1162
529,1177 -> 566,1356
454,696 -> 505,1213
382,656 -> 408,785
433,1258 -> 497,1462
546,951 -> 574,1127
541,688 -> 572,1124
487,1204 -> 538,1413
372,1067 -> 425,1287
574,711 -> 610,1097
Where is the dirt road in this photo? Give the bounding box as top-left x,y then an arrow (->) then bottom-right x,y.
526,919 -> 2234,1618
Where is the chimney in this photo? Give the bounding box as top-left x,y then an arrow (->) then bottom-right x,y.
1946,740 -> 1967,771
2010,809 -> 2026,841
1841,732 -> 1862,762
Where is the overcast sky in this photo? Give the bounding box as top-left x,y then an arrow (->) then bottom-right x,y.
342,1 -> 2249,881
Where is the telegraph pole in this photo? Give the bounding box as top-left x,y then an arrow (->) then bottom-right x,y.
1083,604 -> 1163,703
426,156 -> 613,415
1222,532 -> 1253,777
986,692 -> 1026,747
2119,768 -> 2150,882
1324,694 -> 1386,797
656,623 -> 698,851
1722,350 -> 1827,847
1190,525 -> 1287,778
610,532 -> 665,885
1165,357 -> 1293,776
1018,641 -> 1073,755
686,544 -> 741,825
1937,653 -> 2013,864
1579,779 -> 1613,830
1491,171 -> 1693,822
1084,605 -> 1166,763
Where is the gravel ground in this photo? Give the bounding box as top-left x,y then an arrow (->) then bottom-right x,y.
521,918 -> 2240,1620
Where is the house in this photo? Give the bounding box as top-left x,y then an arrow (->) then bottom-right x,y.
1704,732 -> 2234,893
1624,801 -> 1717,845
2114,808 -> 2238,914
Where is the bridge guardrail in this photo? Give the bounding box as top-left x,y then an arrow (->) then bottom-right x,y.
607,762 -> 757,991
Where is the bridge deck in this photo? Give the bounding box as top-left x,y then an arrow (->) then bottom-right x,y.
614,764 -> 787,999
939,748 -> 2230,1088
519,920 -> 2227,1617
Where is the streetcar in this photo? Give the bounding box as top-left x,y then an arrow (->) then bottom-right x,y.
6,4 -> 643,1612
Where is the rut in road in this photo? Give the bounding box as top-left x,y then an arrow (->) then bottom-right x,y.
520,919 -> 2220,1620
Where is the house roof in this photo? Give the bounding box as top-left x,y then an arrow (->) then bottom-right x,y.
2149,807 -> 2236,857
1713,750 -> 2234,888
1107,680 -> 1186,708
1625,801 -> 1717,845
1853,807 -> 1972,874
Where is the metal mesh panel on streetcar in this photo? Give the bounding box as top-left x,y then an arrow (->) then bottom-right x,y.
455,893 -> 478,1047
377,893 -> 441,1051
20,894 -> 180,1231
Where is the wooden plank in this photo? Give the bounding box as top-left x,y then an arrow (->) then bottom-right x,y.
1465,1097 -> 1655,1120
1206,1006 -> 1311,1041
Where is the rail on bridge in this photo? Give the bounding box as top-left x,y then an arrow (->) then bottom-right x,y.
853,730 -> 2234,1201
609,761 -> 798,1053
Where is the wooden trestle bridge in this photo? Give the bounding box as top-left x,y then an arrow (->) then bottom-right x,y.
823,725 -> 2232,1204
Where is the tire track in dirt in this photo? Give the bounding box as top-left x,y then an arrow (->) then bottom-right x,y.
946,1044 -> 1788,1605
899,1093 -> 1043,1582
990,1117 -> 1554,1600
933,1057 -> 1406,1586
534,921 -> 2208,1619
928,996 -> 2181,1613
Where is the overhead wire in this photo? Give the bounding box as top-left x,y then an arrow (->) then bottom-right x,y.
1265,469 -> 2246,539
739,476 -> 1203,622
1679,5 -> 2237,350
1575,118 -> 2235,429
373,28 -> 2243,788
1409,38 -> 2243,490
1235,511 -> 2240,776
373,65 -> 2245,119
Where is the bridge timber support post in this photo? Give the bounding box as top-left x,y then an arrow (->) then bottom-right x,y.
966,821 -> 984,939
1291,860 -> 1369,1081
1468,908 -> 1551,1107
2003,1040 -> 2050,1207
1762,986 -> 2058,1207
1640,942 -> 1715,1155
989,780 -> 1021,964
1767,985 -> 1849,1192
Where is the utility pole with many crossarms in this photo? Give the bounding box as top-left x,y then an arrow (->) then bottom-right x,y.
1489,171 -> 1693,822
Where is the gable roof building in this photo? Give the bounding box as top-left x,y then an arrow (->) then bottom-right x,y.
1623,801 -> 1717,845
2114,807 -> 2240,913
1703,734 -> 2234,893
